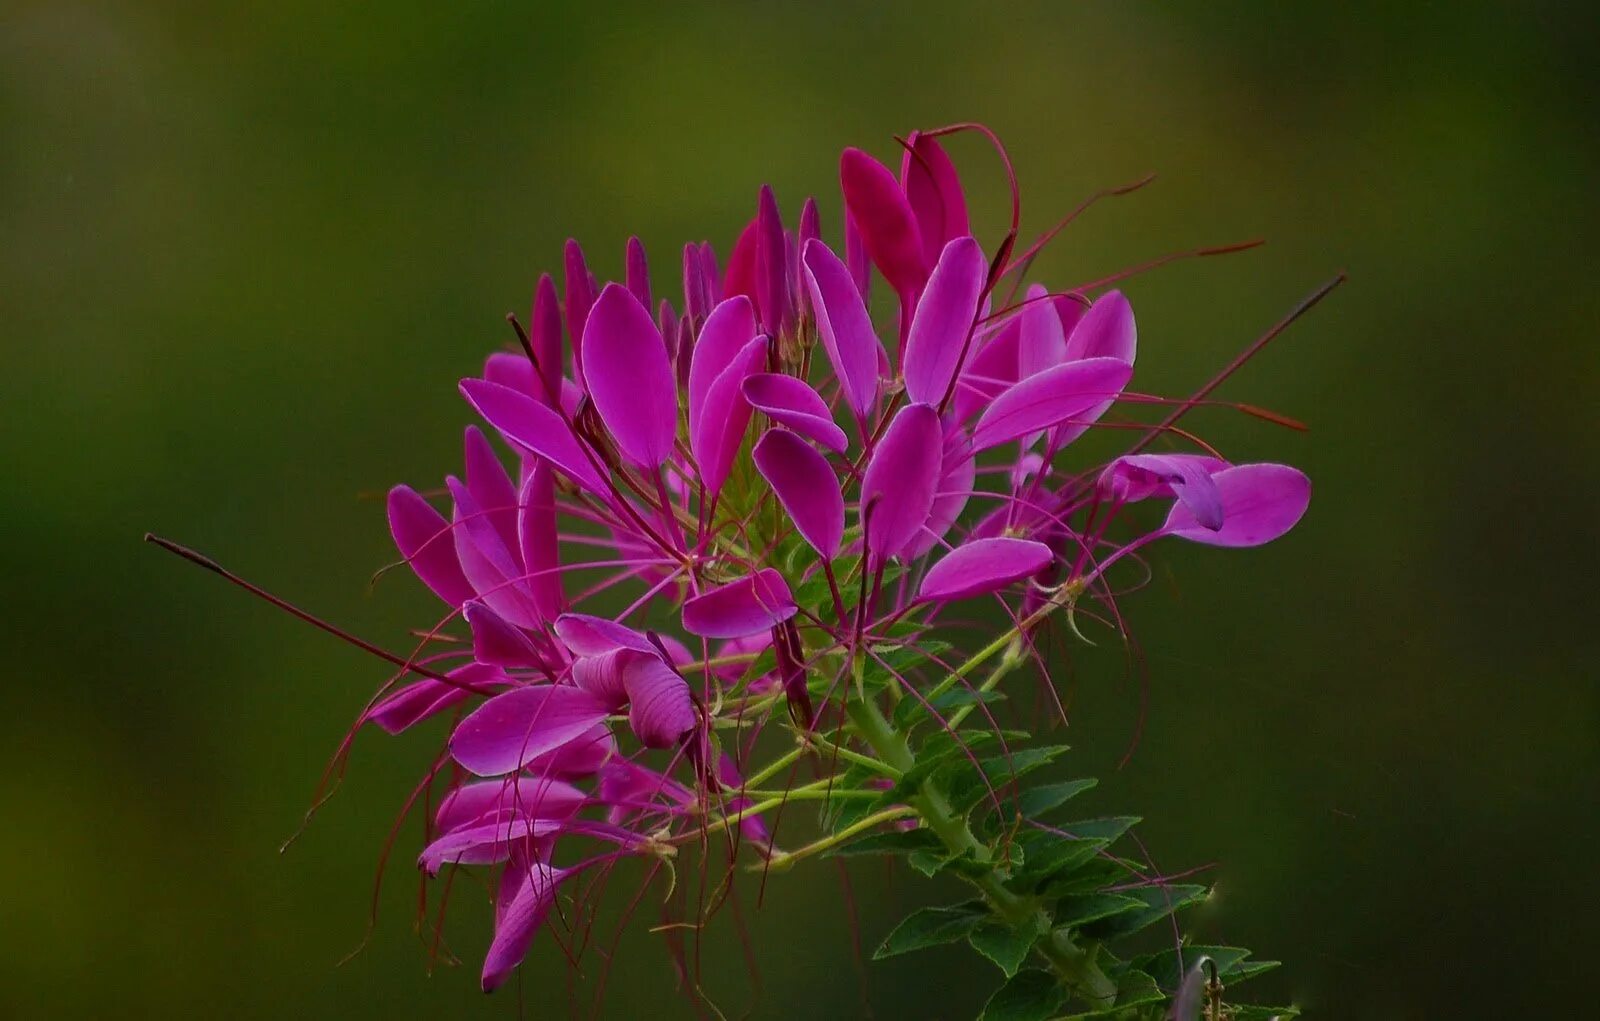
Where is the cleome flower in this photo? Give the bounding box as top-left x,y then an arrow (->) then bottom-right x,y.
155,123 -> 1321,1017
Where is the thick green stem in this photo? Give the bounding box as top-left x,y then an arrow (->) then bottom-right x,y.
846,694 -> 1117,1008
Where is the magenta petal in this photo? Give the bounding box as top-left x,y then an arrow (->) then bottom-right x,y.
1101,454 -> 1227,529
755,184 -> 792,337
722,219 -> 759,305
953,317 -> 1020,421
553,613 -> 655,657
464,426 -> 522,559
741,373 -> 848,453
1018,283 -> 1068,379
517,462 -> 565,620
367,678 -> 468,734
530,272 -> 564,401
387,485 -> 474,607
448,476 -> 542,629
570,649 -> 630,709
918,537 -> 1053,602
623,655 -> 696,748
752,429 -> 844,558
420,814 -> 567,874
970,357 -> 1133,452
840,147 -> 927,299
901,133 -> 970,269
1163,463 -> 1310,547
450,686 -> 611,777
681,569 -> 798,639
481,862 -> 572,991
460,379 -> 606,493
802,239 -> 879,422
689,295 -> 759,440
906,431 -> 976,558
902,236 -> 986,405
692,337 -> 765,497
1064,289 -> 1137,364
527,723 -> 615,777
581,283 -> 677,467
625,235 -> 651,309
859,402 -> 943,561
466,601 -> 544,669
845,212 -> 871,301
435,777 -> 586,834
562,240 -> 595,389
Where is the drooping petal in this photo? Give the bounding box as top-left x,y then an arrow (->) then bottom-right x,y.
481,862 -> 574,991
918,537 -> 1054,602
517,461 -> 565,620
1163,463 -> 1310,547
902,236 -> 986,405
741,373 -> 848,452
689,295 -> 759,440
435,777 -> 587,834
581,283 -> 677,467
387,485 -> 474,607
367,663 -> 505,735
752,429 -> 845,558
1100,454 -> 1227,530
460,379 -> 606,493
466,601 -> 544,670
840,147 -> 927,299
553,613 -> 656,657
681,569 -> 798,639
802,239 -> 879,422
859,402 -> 943,561
691,337 -> 765,497
900,133 -> 970,270
970,357 -> 1133,452
622,655 -> 697,748
450,686 -> 611,777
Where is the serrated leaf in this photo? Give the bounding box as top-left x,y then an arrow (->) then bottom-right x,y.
1017,778 -> 1097,817
1009,837 -> 1110,894
968,923 -> 1037,977
945,745 -> 1072,813
861,639 -> 952,694
980,969 -> 1066,1021
873,901 -> 988,960
1037,857 -> 1127,898
892,685 -> 1006,730
1051,893 -> 1147,929
1060,968 -> 1164,1018
1080,883 -> 1207,940
819,762 -> 889,833
825,827 -> 943,859
1129,945 -> 1278,991
1056,815 -> 1140,843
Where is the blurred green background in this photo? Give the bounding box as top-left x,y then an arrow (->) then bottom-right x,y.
4,1 -> 1596,1017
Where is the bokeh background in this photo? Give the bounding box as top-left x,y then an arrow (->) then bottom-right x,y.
4,2 -> 1596,1017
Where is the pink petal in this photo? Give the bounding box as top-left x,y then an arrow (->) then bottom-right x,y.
553,613 -> 656,657
481,862 -> 573,991
517,462 -> 565,620
623,655 -> 697,748
918,537 -> 1053,602
840,147 -> 927,300
450,686 -> 611,777
464,426 -> 522,560
448,476 -> 542,629
1163,463 -> 1310,547
1018,283 -> 1068,379
741,373 -> 848,453
845,212 -> 871,301
386,485 -> 474,607
689,295 -> 759,441
722,219 -> 759,305
905,429 -> 976,558
581,283 -> 677,467
1100,454 -> 1227,529
859,402 -> 943,561
753,428 -> 845,558
691,337 -> 765,498
570,649 -> 630,709
624,235 -> 651,309
1064,289 -> 1137,363
562,240 -> 595,389
902,236 -> 986,405
802,238 -> 880,423
529,272 -> 564,401
367,664 -> 505,735
420,814 -> 567,874
526,723 -> 615,777
755,184 -> 792,337
460,379 -> 606,493
953,317 -> 1020,421
900,133 -> 970,269
970,357 -> 1133,453
681,569 -> 798,639
466,601 -> 544,669
435,777 -> 587,834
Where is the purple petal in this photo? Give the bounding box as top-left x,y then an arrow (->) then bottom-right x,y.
681,569 -> 798,639
526,723 -> 615,777
386,485 -> 474,607
517,462 -> 565,620
845,211 -> 871,301
840,147 -> 927,300
450,685 -> 611,777
1064,289 -> 1137,363
689,295 -> 759,441
1018,283 -> 1068,379
460,379 -> 606,493
367,664 -> 505,735
481,862 -> 572,991
1100,454 -> 1227,529
1163,463 -> 1310,547
903,236 -> 986,405
466,601 -> 544,669
625,235 -> 651,309
905,430 -> 976,558
562,240 -> 595,389
530,272 -> 564,401
918,537 -> 1053,602
796,198 -> 820,319
448,476 -> 542,629
970,357 -> 1133,452
581,283 -> 677,467
553,613 -> 655,657
570,649 -> 630,709
756,185 -> 792,337
722,218 -> 759,305
900,133 -> 970,269
741,373 -> 848,453
752,428 -> 844,558
464,426 -> 522,558
802,238 -> 880,422
420,814 -> 567,874
952,317 -> 1020,421
691,337 -> 765,497
859,402 -> 943,561
484,350 -> 537,396
435,777 -> 587,834
623,655 -> 697,748
682,243 -> 713,322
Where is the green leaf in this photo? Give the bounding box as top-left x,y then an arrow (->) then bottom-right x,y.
1060,968 -> 1164,1018
1037,857 -> 1128,898
891,685 -> 1006,730
824,828 -> 942,859
1055,815 -> 1140,843
872,901 -> 988,960
980,969 -> 1065,1021
1050,893 -> 1147,929
1129,945 -> 1278,990
1008,836 -> 1111,894
968,923 -> 1038,977
861,639 -> 952,694
945,745 -> 1072,813
1018,778 -> 1098,817
1079,883 -> 1207,940
819,763 -> 888,833
1227,1005 -> 1300,1020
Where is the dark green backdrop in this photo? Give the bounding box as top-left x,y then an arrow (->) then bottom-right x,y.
5,2 -> 1596,1017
